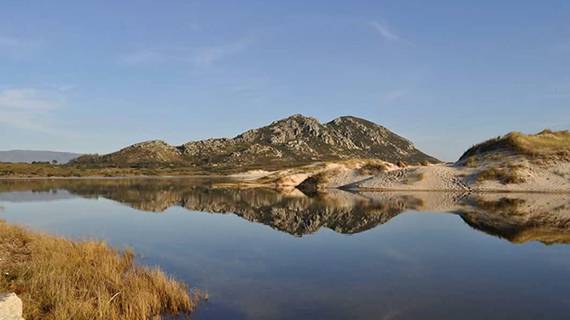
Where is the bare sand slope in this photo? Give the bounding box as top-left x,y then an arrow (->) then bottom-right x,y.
347,164 -> 470,191
354,161 -> 570,192
247,158 -> 570,193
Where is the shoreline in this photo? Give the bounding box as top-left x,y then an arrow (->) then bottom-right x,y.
342,187 -> 570,194
1,174 -> 569,194
0,174 -> 228,180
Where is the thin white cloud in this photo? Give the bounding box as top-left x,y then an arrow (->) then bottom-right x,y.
120,38 -> 253,68
383,90 -> 407,102
370,21 -> 400,41
369,21 -> 412,45
0,88 -> 64,131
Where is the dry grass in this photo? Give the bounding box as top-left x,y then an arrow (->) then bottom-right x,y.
464,157 -> 478,168
0,160 -> 330,178
299,168 -> 341,187
509,130 -> 570,155
0,221 -> 200,320
0,162 -> 206,178
459,129 -> 570,163
356,162 -> 388,176
476,164 -> 527,185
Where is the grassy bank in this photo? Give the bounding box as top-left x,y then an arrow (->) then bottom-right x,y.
0,162 -> 208,178
0,220 -> 201,319
0,161 -> 315,178
0,157 -> 430,180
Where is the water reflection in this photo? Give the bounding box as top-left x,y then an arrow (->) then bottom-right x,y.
2,179 -> 570,320
457,195 -> 570,244
1,178 -> 569,244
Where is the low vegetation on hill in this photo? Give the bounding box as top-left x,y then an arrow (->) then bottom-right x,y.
455,130 -> 570,187
475,164 -> 527,185
459,130 -> 570,162
0,221 -> 201,319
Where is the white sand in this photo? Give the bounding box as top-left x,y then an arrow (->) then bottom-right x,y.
245,158 -> 570,193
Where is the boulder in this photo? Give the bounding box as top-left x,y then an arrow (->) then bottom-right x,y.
0,293 -> 24,320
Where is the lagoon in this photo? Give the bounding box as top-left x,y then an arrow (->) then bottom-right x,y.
1,178 -> 569,320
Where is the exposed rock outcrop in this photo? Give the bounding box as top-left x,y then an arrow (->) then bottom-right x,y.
0,293 -> 24,320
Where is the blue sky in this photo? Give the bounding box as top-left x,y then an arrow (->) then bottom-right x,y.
1,0 -> 569,161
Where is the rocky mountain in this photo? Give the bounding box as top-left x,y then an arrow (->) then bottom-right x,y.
0,150 -> 81,164
72,114 -> 439,169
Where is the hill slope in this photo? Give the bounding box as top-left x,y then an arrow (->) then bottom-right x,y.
0,150 -> 81,164
72,114 -> 439,169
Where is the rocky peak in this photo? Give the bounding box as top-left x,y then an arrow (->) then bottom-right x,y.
268,115 -> 324,142
327,116 -> 387,133
73,114 -> 439,168
128,140 -> 171,149
273,114 -> 321,126
329,115 -> 370,125
237,114 -> 326,145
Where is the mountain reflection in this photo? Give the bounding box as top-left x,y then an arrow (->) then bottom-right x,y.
1,178 -> 569,243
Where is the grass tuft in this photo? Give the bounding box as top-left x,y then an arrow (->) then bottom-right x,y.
476,164 -> 527,185
356,163 -> 388,176
0,221 -> 200,320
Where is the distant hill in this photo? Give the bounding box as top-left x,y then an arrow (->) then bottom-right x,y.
72,114 -> 439,169
0,150 -> 81,164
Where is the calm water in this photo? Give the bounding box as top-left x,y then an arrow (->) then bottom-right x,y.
1,178 -> 570,319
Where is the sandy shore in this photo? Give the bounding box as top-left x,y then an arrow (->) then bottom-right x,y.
246,159 -> 570,193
